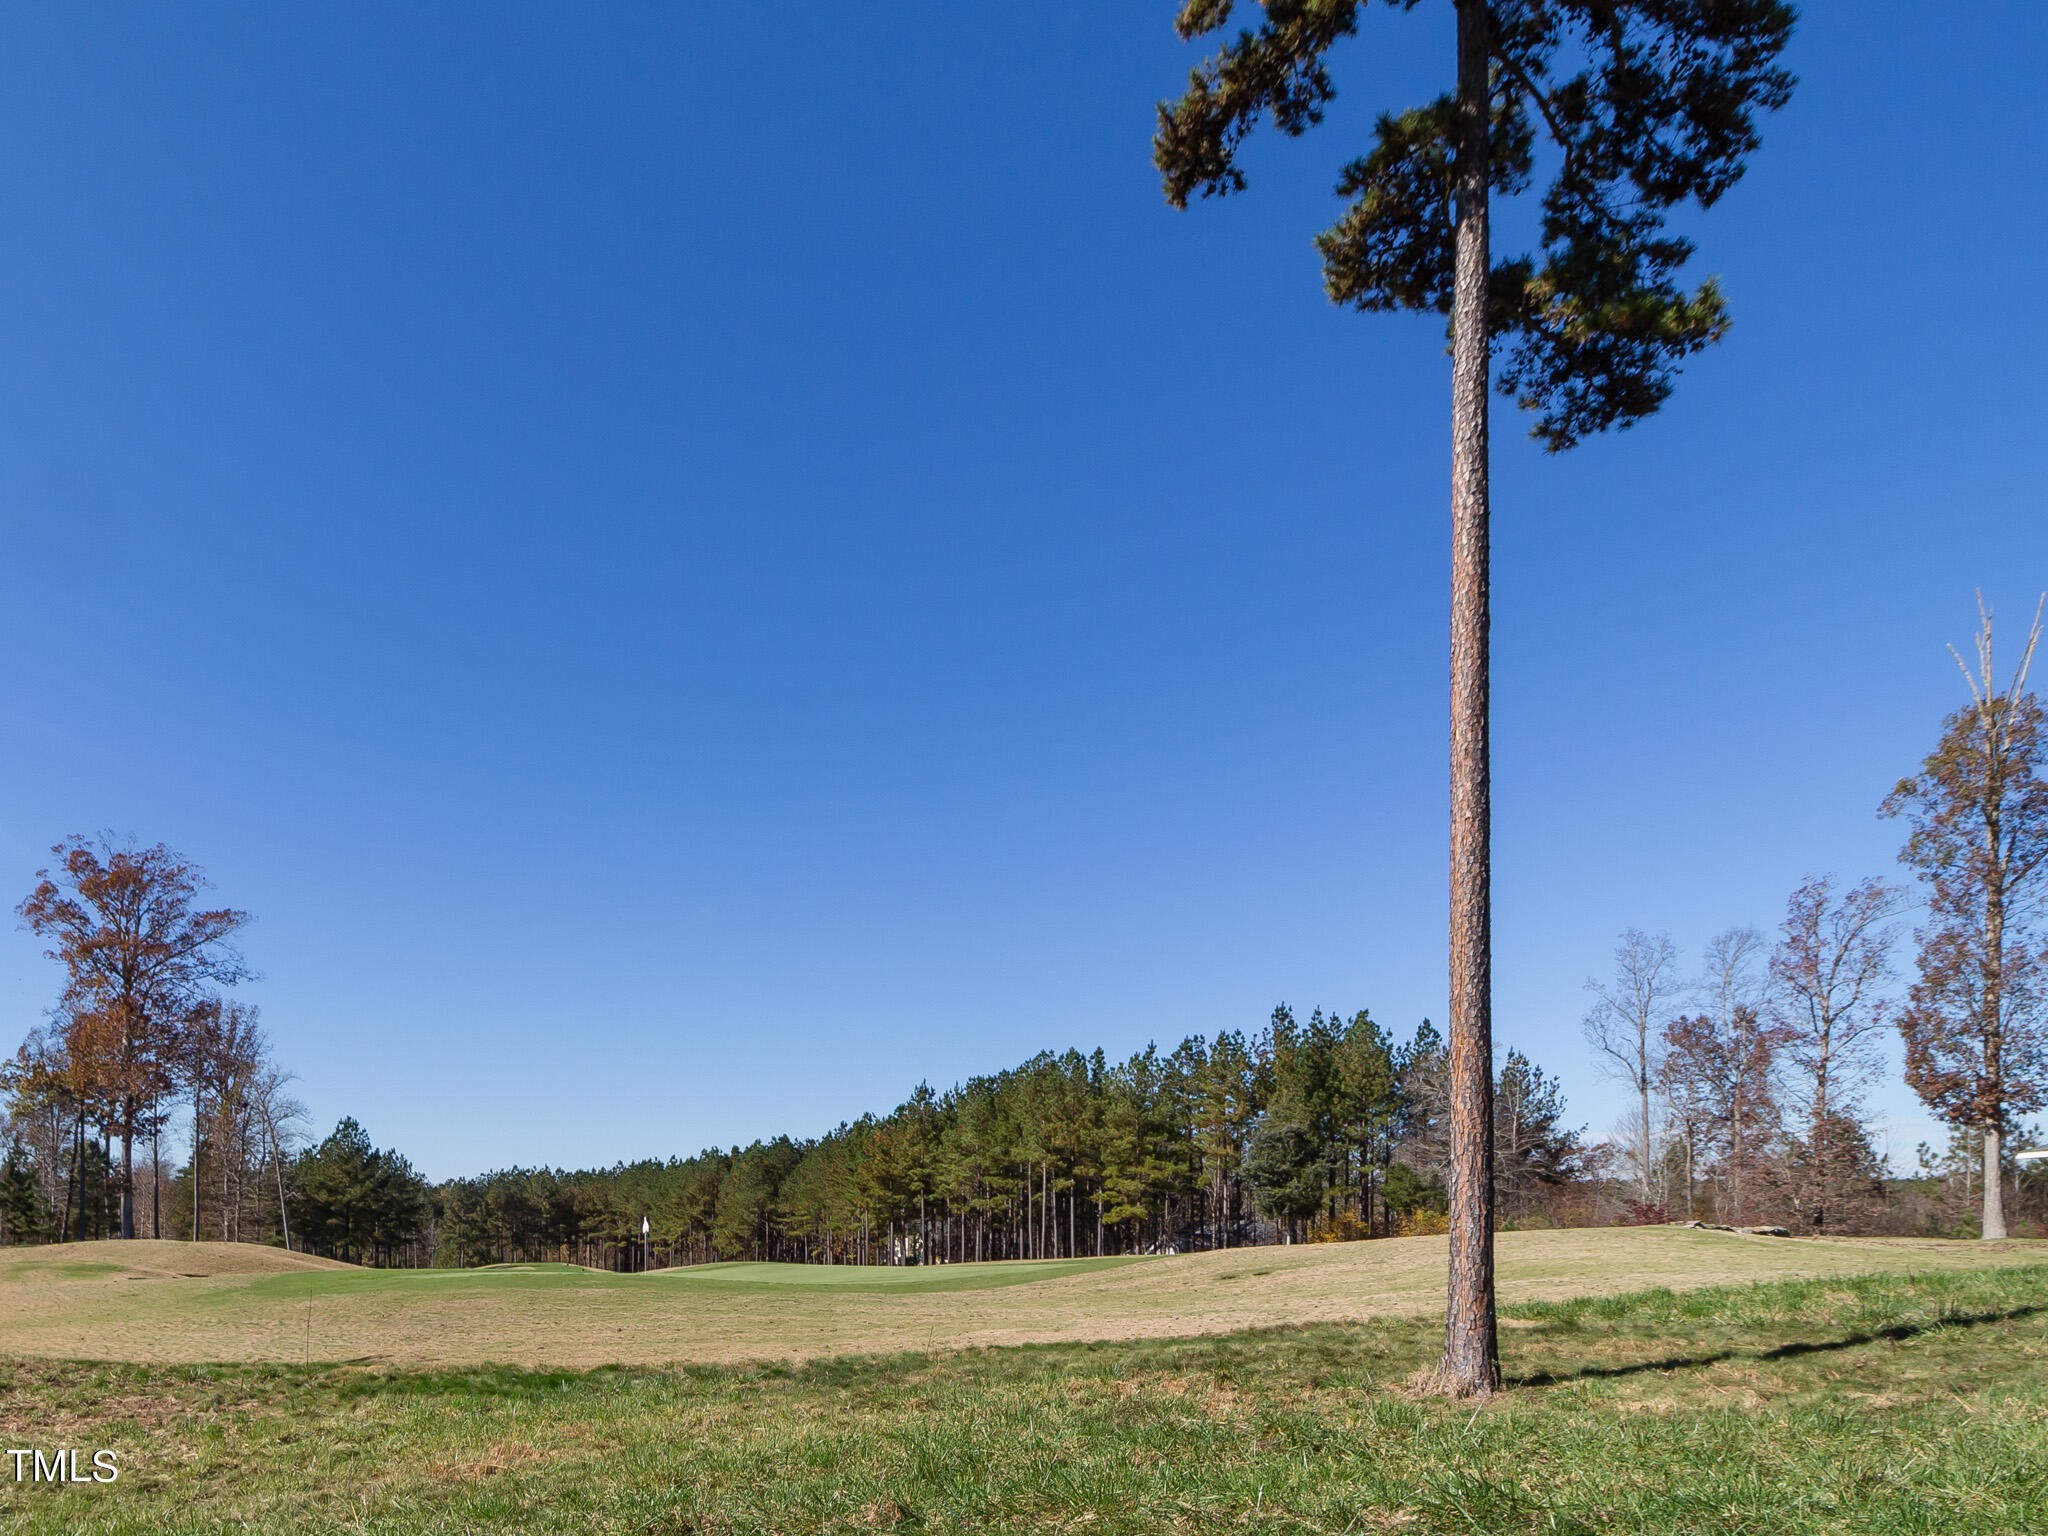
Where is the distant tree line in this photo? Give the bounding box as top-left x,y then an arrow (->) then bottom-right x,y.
432,1013 -> 1588,1270
4,604 -> 2044,1261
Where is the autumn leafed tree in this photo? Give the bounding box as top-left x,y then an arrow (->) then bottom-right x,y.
1769,875 -> 1905,1232
1660,1000 -> 1785,1226
17,837 -> 251,1239
1154,0 -> 1795,1394
1884,597 -> 2048,1240
1677,926 -> 1783,1222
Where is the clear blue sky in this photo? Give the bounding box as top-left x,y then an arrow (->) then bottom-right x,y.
0,4 -> 2041,1180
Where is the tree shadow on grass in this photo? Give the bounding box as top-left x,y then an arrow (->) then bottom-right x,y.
1509,1304 -> 2047,1388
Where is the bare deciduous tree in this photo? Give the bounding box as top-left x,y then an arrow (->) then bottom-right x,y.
184,998 -> 268,1242
1583,930 -> 1679,1198
250,1066 -> 308,1251
1700,925 -> 1772,1033
1677,927 -> 1783,1223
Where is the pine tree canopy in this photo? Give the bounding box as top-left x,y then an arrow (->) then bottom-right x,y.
1153,0 -> 1797,448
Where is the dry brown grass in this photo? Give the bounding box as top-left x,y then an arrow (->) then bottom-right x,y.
1,1226 -> 2041,1370
0,1238 -> 352,1280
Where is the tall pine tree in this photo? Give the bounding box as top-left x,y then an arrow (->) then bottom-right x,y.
1154,0 -> 1795,1394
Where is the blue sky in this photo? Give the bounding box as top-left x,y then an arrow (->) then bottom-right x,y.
0,3 -> 2041,1180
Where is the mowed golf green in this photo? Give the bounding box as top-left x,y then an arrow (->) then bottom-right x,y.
2,1227 -> 2043,1368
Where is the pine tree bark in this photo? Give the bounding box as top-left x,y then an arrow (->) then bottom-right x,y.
1438,0 -> 1500,1398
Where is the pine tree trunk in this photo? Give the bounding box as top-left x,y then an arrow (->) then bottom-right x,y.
1438,0 -> 1500,1399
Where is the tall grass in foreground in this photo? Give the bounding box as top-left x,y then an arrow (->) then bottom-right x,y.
3,1265 -> 2044,1535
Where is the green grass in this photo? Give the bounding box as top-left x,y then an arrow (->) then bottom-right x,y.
226,1255 -> 1145,1304
0,1259 -> 127,1283
654,1257 -> 1148,1293
4,1264 -> 2045,1534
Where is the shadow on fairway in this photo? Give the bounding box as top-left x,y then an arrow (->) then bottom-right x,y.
1510,1303 -> 2048,1387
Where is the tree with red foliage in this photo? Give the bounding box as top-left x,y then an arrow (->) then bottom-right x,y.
1883,599 -> 2048,1240
17,837 -> 250,1239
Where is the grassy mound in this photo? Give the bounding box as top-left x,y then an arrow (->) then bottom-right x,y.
0,1239 -> 353,1282
0,1227 -> 2041,1369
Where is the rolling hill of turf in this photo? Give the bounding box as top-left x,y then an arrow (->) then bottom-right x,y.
1,1226 -> 2041,1369
0,1238 -> 352,1283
